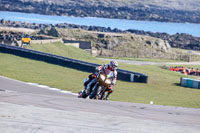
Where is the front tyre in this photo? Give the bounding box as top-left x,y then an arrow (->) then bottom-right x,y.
89,84 -> 99,99
81,90 -> 88,98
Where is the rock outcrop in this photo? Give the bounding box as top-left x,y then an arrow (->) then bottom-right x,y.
39,27 -> 59,37
127,29 -> 200,51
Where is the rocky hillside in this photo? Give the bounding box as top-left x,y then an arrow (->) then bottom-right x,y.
0,0 -> 200,23
127,29 -> 200,51
1,19 -> 200,51
26,27 -> 200,61
37,27 -> 176,59
1,21 -> 200,61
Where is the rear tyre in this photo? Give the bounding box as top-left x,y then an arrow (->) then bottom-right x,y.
96,87 -> 103,100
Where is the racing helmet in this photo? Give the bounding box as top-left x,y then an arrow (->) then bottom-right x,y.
110,60 -> 118,71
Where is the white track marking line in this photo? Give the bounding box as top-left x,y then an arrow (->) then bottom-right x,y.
0,75 -> 78,96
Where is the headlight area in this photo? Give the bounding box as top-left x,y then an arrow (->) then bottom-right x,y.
100,74 -> 106,81
105,79 -> 111,84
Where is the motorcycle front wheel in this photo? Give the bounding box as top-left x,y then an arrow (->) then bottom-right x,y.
81,90 -> 88,98
89,85 -> 99,99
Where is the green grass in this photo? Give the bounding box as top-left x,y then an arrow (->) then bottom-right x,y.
113,64 -> 200,108
0,52 -> 90,92
1,42 -> 200,108
28,42 -> 96,61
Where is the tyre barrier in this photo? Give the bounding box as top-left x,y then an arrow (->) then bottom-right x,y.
0,44 -> 148,83
180,77 -> 200,89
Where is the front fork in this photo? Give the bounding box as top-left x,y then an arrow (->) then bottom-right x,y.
85,78 -> 96,95
89,82 -> 99,99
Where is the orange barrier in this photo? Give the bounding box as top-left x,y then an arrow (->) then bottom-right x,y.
169,66 -> 200,76
22,38 -> 31,43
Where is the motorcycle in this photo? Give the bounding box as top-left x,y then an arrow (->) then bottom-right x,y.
79,69 -> 114,100
89,69 -> 114,100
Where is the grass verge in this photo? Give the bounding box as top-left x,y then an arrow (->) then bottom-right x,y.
0,52 -> 90,92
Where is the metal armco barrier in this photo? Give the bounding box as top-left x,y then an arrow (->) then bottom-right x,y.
0,44 -> 148,83
180,77 -> 200,89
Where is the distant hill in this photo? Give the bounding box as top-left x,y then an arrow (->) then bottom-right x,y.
1,0 -> 200,23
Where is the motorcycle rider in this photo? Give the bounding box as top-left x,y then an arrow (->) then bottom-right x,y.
81,60 -> 118,99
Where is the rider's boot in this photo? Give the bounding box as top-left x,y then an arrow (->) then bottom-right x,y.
78,90 -> 83,98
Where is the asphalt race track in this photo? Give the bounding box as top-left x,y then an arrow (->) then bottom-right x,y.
0,76 -> 200,133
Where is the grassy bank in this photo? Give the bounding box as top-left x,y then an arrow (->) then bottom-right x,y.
28,42 -> 96,61
1,42 -> 200,108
